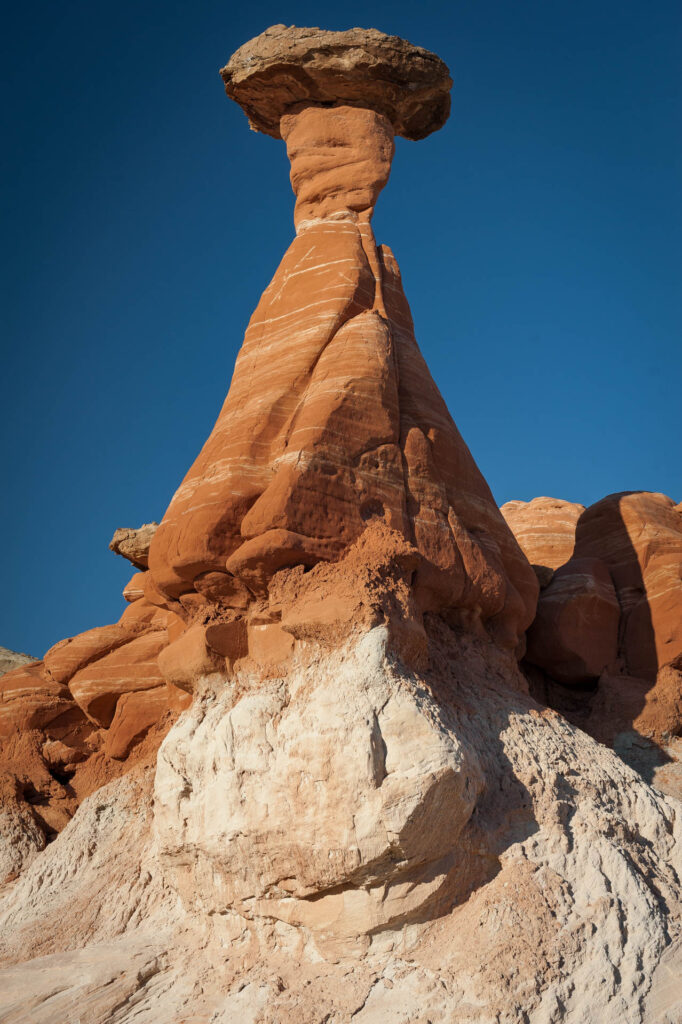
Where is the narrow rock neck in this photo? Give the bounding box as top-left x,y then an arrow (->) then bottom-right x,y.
281,104 -> 394,318
280,104 -> 395,233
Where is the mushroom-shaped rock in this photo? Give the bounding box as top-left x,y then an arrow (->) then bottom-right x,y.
147,24 -> 538,658
220,24 -> 452,141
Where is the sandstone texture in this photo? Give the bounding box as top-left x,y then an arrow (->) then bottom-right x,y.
526,556 -> 620,683
220,24 -> 452,141
1,24 -> 680,1024
501,496 -> 585,584
0,591 -> 180,876
1,629 -> 681,1023
0,647 -> 38,678
149,84 -> 538,658
108,522 -> 158,569
504,491 -> 682,786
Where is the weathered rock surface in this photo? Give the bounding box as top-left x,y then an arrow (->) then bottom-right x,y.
1,24 -> 680,1024
574,492 -> 682,679
0,591 -> 179,873
1,629 -> 680,1023
500,496 -> 585,584
506,491 -> 682,692
504,491 -> 682,790
150,51 -> 538,657
220,24 -> 452,141
108,522 -> 158,569
525,556 -> 620,683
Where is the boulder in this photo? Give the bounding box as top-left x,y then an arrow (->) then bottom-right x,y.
573,492 -> 682,678
500,496 -> 584,581
108,522 -> 158,569
525,557 -> 620,683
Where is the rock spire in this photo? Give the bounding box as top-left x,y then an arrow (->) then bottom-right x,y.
148,23 -> 538,679
1,29 -> 680,1023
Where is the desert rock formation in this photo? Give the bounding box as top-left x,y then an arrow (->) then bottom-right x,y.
0,648 -> 38,678
150,26 -> 538,662
503,491 -> 682,791
109,522 -> 159,569
2,627 -> 681,1022
1,25 -> 680,1024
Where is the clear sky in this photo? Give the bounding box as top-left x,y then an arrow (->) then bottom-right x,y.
3,0 -> 680,657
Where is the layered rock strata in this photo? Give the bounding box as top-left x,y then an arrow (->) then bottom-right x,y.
1,627 -> 681,1023
1,24 -> 680,1024
149,30 -> 538,670
503,492 -> 682,770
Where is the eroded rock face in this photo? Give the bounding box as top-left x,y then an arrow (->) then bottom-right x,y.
2,25 -> 680,1023
504,490 -> 682,754
575,492 -> 682,679
220,24 -> 452,141
500,497 -> 585,584
149,80 -> 538,659
109,522 -> 158,569
154,628 -> 485,958
525,556 -> 620,683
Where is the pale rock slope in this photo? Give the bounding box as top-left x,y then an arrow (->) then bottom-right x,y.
0,626 -> 680,1022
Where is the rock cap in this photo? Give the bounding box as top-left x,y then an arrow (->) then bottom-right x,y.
220,24 -> 452,141
109,522 -> 159,569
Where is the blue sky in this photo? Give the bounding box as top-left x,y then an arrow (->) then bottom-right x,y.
3,0 -> 680,656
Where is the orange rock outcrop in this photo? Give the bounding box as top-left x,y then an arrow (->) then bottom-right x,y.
149,32 -> 538,662
504,491 -> 682,748
1,26 -> 540,861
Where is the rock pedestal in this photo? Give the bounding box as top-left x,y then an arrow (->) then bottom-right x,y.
148,30 -> 538,671
1,27 -> 680,1024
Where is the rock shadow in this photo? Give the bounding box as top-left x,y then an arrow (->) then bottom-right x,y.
368,617 -> 542,933
528,493 -> 672,784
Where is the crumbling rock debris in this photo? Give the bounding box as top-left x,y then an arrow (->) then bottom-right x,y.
108,522 -> 158,569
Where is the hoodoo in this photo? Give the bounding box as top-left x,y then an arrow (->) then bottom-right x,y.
148,23 -> 538,675
1,26 -> 680,1024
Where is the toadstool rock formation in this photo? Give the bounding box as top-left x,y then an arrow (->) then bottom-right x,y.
1,26 -> 680,1024
148,24 -> 538,665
